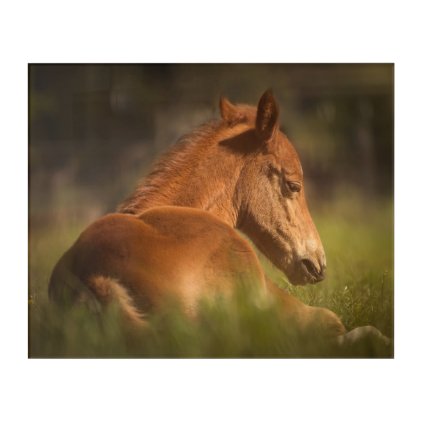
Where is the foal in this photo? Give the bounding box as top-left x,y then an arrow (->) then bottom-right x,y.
49,90 -> 384,345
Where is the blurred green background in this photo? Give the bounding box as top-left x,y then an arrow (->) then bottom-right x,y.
29,64 -> 393,357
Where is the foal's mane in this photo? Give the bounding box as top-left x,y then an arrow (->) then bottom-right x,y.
117,120 -> 223,214
118,104 -> 257,215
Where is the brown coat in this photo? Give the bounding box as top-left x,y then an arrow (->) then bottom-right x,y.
49,91 -> 345,339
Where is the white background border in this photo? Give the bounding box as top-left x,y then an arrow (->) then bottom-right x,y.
1,1 -> 421,421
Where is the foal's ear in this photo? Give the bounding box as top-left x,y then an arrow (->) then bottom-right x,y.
220,96 -> 240,124
256,90 -> 280,141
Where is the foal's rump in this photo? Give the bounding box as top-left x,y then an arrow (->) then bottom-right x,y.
49,206 -> 265,323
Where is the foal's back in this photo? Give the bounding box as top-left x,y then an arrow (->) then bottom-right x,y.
49,206 -> 265,321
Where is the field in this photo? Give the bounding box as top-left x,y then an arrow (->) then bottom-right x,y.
29,190 -> 393,358
28,64 -> 393,358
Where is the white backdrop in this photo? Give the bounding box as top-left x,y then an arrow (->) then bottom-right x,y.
0,1 -> 420,421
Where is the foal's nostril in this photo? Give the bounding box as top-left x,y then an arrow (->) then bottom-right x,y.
301,259 -> 325,281
301,259 -> 318,276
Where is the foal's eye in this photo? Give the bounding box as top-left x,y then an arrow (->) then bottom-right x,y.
286,181 -> 301,193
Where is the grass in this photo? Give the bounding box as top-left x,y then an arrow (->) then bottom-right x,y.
265,192 -> 393,339
28,192 -> 393,358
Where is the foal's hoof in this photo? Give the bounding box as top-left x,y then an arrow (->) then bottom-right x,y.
337,326 -> 392,357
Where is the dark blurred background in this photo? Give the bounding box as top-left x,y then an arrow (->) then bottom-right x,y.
29,64 -> 393,226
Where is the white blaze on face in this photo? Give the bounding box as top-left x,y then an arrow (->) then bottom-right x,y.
305,238 -> 318,255
297,237 -> 319,260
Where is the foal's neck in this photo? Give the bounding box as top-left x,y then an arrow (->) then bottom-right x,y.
118,123 -> 245,227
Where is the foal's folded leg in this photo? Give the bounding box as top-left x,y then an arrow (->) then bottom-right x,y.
336,326 -> 392,357
264,277 -> 346,338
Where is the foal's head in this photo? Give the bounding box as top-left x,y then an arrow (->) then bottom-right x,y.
221,90 -> 326,285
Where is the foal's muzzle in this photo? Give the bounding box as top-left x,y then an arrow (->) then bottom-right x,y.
300,258 -> 326,283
